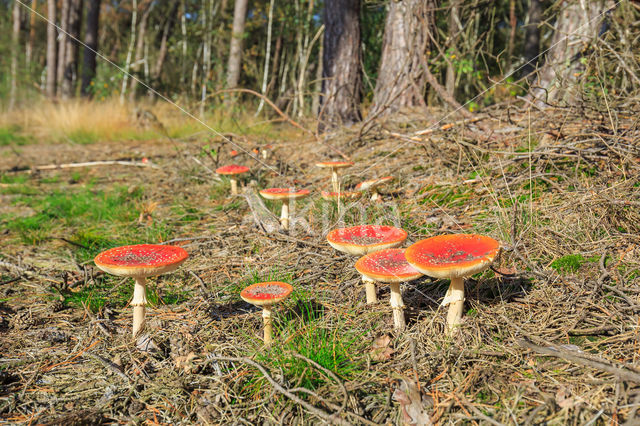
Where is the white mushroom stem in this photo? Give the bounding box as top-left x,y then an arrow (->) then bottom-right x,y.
331,169 -> 339,193
230,178 -> 238,195
443,277 -> 465,333
131,277 -> 148,338
261,149 -> 268,160
371,189 -> 380,201
262,305 -> 273,345
389,282 -> 406,330
280,201 -> 290,230
363,276 -> 377,304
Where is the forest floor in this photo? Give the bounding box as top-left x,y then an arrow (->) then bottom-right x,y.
1,101 -> 640,425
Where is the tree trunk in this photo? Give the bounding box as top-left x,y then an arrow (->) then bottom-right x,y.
61,0 -> 84,99
226,0 -> 249,89
256,0 -> 275,115
311,33 -> 323,116
10,0 -> 21,110
530,0 -> 607,105
445,0 -> 460,96
26,0 -> 37,71
56,0 -> 70,96
521,0 -> 541,79
46,0 -> 57,98
319,0 -> 362,131
129,1 -> 154,102
152,2 -> 179,81
370,0 -> 433,117
120,0 -> 138,103
81,0 -> 102,97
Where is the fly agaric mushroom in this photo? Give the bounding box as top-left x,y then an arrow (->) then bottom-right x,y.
94,244 -> 189,338
315,161 -> 354,192
355,249 -> 422,330
240,281 -> 293,345
320,190 -> 362,201
259,188 -> 310,230
355,176 -> 394,201
405,234 -> 501,333
327,225 -> 408,304
216,164 -> 250,195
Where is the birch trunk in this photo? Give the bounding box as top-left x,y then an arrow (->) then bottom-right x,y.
46,0 -> 57,98
56,0 -> 70,95
10,0 -> 20,110
120,0 -> 138,103
129,1 -> 154,103
256,0 -> 275,115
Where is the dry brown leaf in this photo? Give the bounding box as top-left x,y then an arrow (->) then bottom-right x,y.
370,334 -> 394,362
393,379 -> 433,426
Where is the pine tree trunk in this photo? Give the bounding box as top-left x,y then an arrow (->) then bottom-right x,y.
445,0 -> 460,96
530,0 -> 606,105
9,0 -> 21,110
81,0 -> 101,97
319,0 -> 362,131
227,0 -> 249,89
370,0 -> 434,116
56,0 -> 69,96
521,0 -> 541,79
61,0 -> 84,99
46,0 -> 57,98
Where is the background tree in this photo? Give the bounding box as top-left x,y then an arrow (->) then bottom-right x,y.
81,0 -> 101,96
9,0 -> 20,110
46,0 -> 57,98
227,0 -> 249,89
530,0 -> 607,105
319,0 -> 362,131
370,0 -> 434,116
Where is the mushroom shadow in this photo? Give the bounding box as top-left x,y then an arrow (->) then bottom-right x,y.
401,274 -> 533,326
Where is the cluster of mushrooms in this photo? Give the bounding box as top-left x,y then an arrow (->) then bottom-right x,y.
92,157 -> 501,346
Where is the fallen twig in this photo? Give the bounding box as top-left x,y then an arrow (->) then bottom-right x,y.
207,355 -> 356,425
517,338 -> 640,383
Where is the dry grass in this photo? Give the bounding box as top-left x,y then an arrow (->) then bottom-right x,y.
0,98 -> 287,145
1,96 -> 640,424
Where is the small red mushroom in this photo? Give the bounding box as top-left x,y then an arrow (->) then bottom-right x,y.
315,160 -> 354,192
240,281 -> 293,344
355,176 -> 394,201
216,164 -> 250,195
327,225 -> 408,304
94,244 -> 189,338
405,234 -> 501,333
355,249 -> 422,330
259,188 -> 310,230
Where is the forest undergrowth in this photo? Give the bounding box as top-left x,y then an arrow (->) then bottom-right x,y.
1,97 -> 640,424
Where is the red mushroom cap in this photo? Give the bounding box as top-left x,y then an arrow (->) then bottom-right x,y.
405,234 -> 501,279
240,281 -> 293,306
315,161 -> 354,169
216,165 -> 250,175
230,150 -> 239,157
259,188 -> 310,201
327,225 -> 408,255
320,191 -> 362,201
94,244 -> 189,278
355,249 -> 422,283
355,176 -> 394,191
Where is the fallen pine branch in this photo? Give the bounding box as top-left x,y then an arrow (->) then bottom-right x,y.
517,338 -> 640,383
